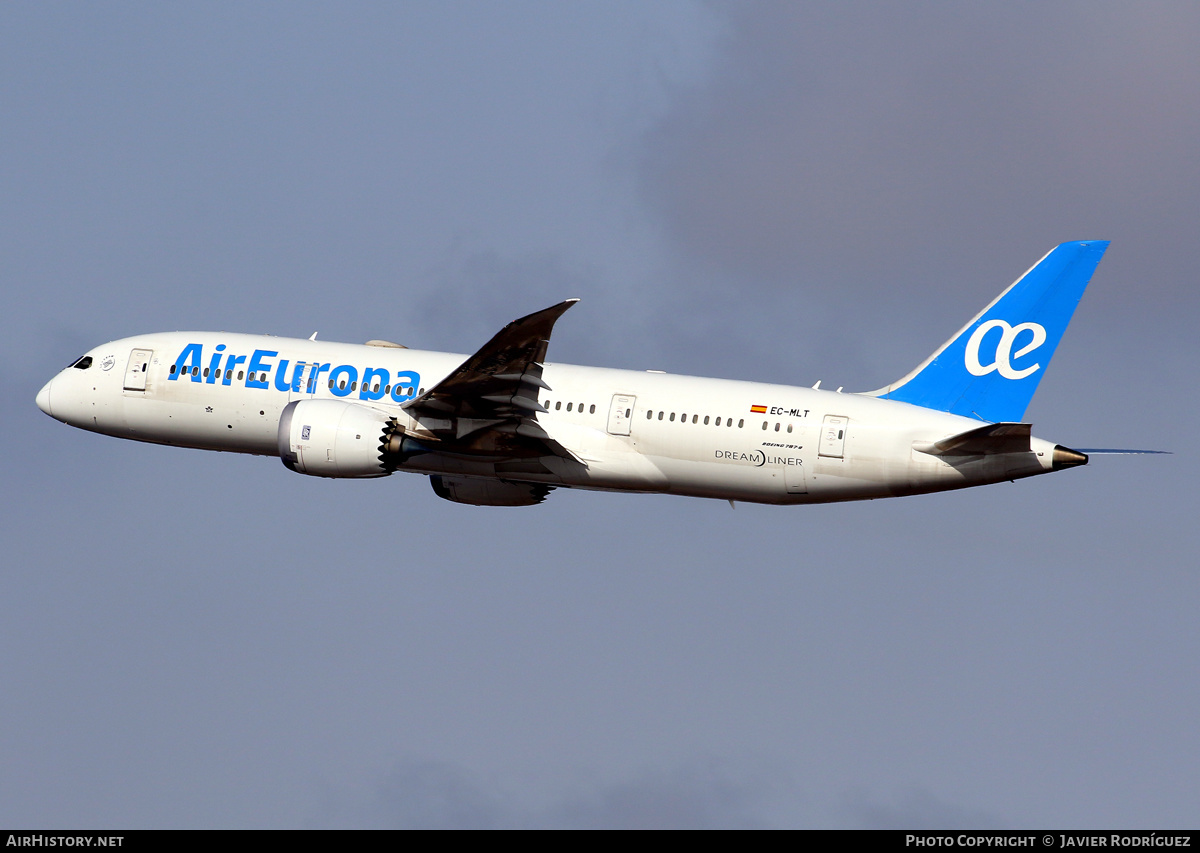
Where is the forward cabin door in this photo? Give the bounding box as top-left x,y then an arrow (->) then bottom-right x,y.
607,394 -> 635,436
123,348 -> 154,394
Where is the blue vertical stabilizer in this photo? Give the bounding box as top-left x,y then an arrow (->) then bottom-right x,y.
868,241 -> 1108,423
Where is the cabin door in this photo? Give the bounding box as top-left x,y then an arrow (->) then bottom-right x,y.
123,349 -> 153,394
819,415 -> 848,458
607,394 -> 635,436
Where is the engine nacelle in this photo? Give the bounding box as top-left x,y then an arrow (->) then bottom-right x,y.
430,475 -> 553,506
278,399 -> 394,478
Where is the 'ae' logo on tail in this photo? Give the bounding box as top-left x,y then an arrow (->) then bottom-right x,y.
964,320 -> 1047,380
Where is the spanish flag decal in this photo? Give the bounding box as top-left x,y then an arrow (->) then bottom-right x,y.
750,405 -> 767,414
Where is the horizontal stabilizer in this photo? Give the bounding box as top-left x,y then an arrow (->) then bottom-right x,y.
914,422 -> 1031,456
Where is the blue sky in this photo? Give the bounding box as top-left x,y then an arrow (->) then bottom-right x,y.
2,2 -> 1197,828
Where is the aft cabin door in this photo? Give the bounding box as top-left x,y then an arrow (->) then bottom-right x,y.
607,394 -> 635,436
123,348 -> 153,393
819,415 -> 848,459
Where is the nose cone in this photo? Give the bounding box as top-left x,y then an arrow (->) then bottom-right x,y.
36,378 -> 53,417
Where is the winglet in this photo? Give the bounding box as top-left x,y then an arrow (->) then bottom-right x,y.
867,241 -> 1108,423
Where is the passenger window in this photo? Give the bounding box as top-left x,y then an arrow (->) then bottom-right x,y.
787,424 -> 793,433
590,404 -> 596,414
775,423 -> 781,431
762,421 -> 768,430
238,370 -> 245,380
738,419 -> 744,428
670,413 -> 675,422
566,402 -> 573,412
658,411 -> 664,420
192,367 -> 199,377
692,415 -> 698,424
647,410 -> 653,419
703,416 -> 709,425
385,385 -> 391,394
169,364 -> 176,375
203,368 -> 209,378
555,401 -> 562,410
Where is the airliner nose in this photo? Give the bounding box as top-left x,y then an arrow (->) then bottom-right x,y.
36,378 -> 53,417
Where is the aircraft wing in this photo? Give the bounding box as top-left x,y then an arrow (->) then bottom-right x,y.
400,299 -> 581,462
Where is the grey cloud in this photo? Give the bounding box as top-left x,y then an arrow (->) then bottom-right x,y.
842,786 -> 1007,830
541,758 -> 780,829
314,756 -> 786,829
315,758 -> 515,830
638,2 -> 1200,295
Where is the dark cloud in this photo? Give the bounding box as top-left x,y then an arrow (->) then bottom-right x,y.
640,2 -> 1200,297
314,755 -> 785,829
842,787 -> 1006,830
315,758 -> 514,830
542,758 -> 781,829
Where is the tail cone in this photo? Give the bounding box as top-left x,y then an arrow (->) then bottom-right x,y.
1052,445 -> 1089,469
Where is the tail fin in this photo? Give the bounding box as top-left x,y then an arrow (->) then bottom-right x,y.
866,240 -> 1108,423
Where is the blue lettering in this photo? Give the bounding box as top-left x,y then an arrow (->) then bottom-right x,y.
273,359 -> 291,391
329,364 -> 358,397
171,343 -> 203,382
308,363 -> 331,394
246,350 -> 276,390
359,367 -> 390,401
222,353 -> 247,385
390,371 -> 420,402
205,344 -> 226,384
289,362 -> 307,392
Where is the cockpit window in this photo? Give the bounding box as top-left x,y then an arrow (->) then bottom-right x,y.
70,356 -> 93,370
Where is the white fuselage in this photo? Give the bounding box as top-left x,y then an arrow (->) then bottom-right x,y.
37,331 -> 1064,505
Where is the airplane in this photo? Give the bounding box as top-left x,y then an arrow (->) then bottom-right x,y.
37,240 -> 1123,507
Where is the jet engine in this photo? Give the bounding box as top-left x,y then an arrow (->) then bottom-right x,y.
278,399 -> 395,478
429,475 -> 553,506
